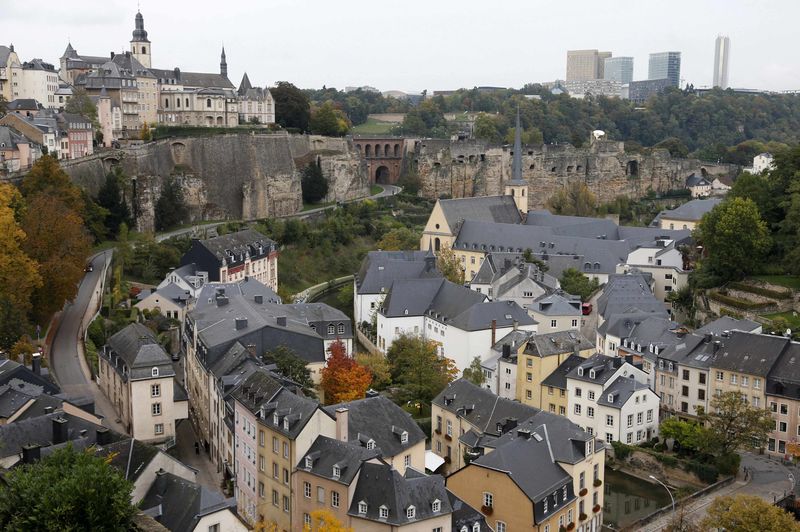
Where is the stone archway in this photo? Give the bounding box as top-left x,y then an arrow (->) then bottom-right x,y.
375,166 -> 391,184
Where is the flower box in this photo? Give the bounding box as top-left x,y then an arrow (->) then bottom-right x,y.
579,513 -> 588,521
593,478 -> 602,487
567,523 -> 575,531
481,505 -> 493,516
593,504 -> 601,513
445,434 -> 452,441
579,488 -> 588,496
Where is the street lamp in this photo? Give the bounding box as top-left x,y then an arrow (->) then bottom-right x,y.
649,475 -> 675,515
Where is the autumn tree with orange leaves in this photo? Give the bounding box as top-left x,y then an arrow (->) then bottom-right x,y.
320,340 -> 372,405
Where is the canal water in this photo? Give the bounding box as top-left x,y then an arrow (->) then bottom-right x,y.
603,467 -> 672,529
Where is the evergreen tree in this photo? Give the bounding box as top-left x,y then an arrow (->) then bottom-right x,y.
154,178 -> 189,231
301,162 -> 328,204
97,169 -> 131,238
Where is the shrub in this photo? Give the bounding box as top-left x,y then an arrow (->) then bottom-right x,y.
715,452 -> 741,476
686,460 -> 719,483
708,291 -> 769,310
655,453 -> 678,468
611,440 -> 632,460
415,417 -> 431,437
729,282 -> 791,300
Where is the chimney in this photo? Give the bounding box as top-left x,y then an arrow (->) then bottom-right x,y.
245,344 -> 257,357
110,51 -> 115,59
31,352 -> 41,375
22,444 -> 41,464
43,406 -> 53,415
96,427 -> 111,445
276,316 -> 287,327
513,320 -> 518,331
491,319 -> 497,346
155,468 -> 168,495
235,317 -> 248,330
254,294 -> 263,304
516,428 -> 531,439
335,408 -> 349,442
704,333 -> 712,343
712,340 -> 721,354
216,295 -> 229,307
52,417 -> 68,444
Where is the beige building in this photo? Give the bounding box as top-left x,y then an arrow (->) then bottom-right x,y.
657,198 -> 722,231
516,331 -> 595,409
237,73 -> 276,125
766,342 -> 800,457
541,353 -> 591,418
0,45 -> 22,102
566,49 -> 612,81
97,323 -> 188,442
448,412 -> 605,532
19,59 -> 59,108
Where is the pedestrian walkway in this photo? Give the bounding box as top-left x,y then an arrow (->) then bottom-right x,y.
172,420 -> 223,493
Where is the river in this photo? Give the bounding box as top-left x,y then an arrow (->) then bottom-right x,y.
603,467 -> 673,530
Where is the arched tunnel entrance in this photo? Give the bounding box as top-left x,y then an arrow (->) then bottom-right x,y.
375,166 -> 391,184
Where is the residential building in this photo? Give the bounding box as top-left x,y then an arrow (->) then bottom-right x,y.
180,229 -> 279,290
621,237 -> 689,303
140,470 -> 247,532
596,272 -> 669,330
766,343 -> 800,457
77,53 -> 142,136
656,198 -> 723,231
566,49 -> 612,81
98,323 -> 188,442
516,330 -> 596,410
447,410 -> 605,532
541,354 -> 590,418
648,51 -> 682,87
59,43 -> 109,85
0,125 -> 39,172
604,57 -> 634,84
656,333 -> 715,419
566,353 -> 657,443
420,195 -> 522,253
528,292 -> 582,333
467,252 -> 558,300
237,73 -> 276,125
482,329 -> 534,397
713,35 -> 730,90
432,379 -> 540,475
375,277 -> 535,371
613,314 -> 681,377
323,395 -> 426,475
353,250 -> 440,326
56,112 -> 94,159
686,173 -> 712,198
19,59 -> 59,108
751,152 -> 775,174
0,45 -> 21,102
135,282 -> 192,322
696,316 -> 761,337
230,368 -> 335,528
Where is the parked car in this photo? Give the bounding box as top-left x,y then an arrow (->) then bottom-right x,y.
84,263 -> 94,272
582,302 -> 593,315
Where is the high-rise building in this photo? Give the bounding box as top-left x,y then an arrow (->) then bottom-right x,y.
566,49 -> 612,81
604,57 -> 634,84
648,51 -> 681,87
713,35 -> 730,89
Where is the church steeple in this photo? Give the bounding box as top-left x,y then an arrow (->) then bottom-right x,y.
130,11 -> 151,67
220,47 -> 228,77
505,104 -> 529,213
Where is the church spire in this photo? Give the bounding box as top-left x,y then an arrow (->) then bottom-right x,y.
511,105 -> 523,183
220,46 -> 228,77
132,10 -> 149,42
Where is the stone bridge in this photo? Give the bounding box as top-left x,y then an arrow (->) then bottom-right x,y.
353,136 -> 405,184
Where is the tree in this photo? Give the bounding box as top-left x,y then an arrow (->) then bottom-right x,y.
23,194 -> 91,325
696,197 -> 770,281
559,268 -> 600,301
701,494 -> 800,532
387,333 -> 458,410
462,356 -> 485,386
700,391 -> 774,455
659,418 -> 713,453
309,101 -> 350,136
320,340 -> 372,404
303,509 -> 354,532
301,162 -> 328,204
264,345 -> 314,392
97,168 -> 131,238
436,245 -> 464,285
0,183 -> 41,349
355,352 -> 392,389
154,177 -> 189,231
473,113 -> 501,143
663,505 -> 701,532
21,155 -> 83,213
64,87 -> 97,123
272,81 -> 311,131
0,95 -> 7,116
139,121 -> 152,141
0,445 -> 136,530
654,137 -> 690,158
377,227 -> 420,251
547,181 -> 597,216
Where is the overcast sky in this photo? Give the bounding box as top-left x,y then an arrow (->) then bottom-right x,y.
5,0 -> 799,93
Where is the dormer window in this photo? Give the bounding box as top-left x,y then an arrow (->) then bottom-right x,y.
577,367 -> 584,376
659,360 -> 664,369
589,369 -> 595,379
151,367 -> 159,377
366,439 -> 376,450
273,413 -> 279,426
283,418 -> 289,431
608,394 -> 614,403
587,440 -> 593,455
358,501 -> 368,514
668,362 -> 673,371
379,505 -> 389,519
400,431 -> 408,444
305,456 -> 313,469
406,506 -> 415,519
562,485 -> 568,501
432,499 -> 441,512
327,324 -> 335,335
543,497 -> 548,513
473,524 -> 480,532
332,465 -> 341,479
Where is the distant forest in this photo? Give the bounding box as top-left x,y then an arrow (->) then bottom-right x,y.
303,85 -> 800,164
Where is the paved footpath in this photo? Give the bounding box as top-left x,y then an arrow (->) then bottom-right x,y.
640,452 -> 796,531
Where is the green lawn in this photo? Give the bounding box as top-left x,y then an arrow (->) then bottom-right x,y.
351,117 -> 397,135
301,201 -> 335,212
761,311 -> 800,329
370,185 -> 383,195
752,275 -> 800,290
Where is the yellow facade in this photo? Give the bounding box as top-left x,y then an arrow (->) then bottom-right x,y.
420,201 -> 456,252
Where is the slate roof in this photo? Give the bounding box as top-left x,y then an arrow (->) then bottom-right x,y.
355,250 -> 440,295
95,438 -> 160,481
523,331 -> 594,358
447,489 -> 488,531
596,375 -> 652,408
597,273 -> 668,321
566,353 -> 627,385
686,173 -> 711,187
0,358 -> 60,395
529,292 -> 581,316
447,300 -> 535,331
710,331 -> 790,377
347,462 -> 451,526
767,343 -> 800,398
438,195 -> 522,229
140,471 -> 237,532
492,261 -> 558,298
298,435 -> 379,485
658,334 -> 715,369
614,315 -> 682,360
381,278 -> 484,320
0,45 -> 13,64
324,395 -> 425,459
659,198 -> 722,222
433,379 -> 539,436
197,229 -> 276,260
7,98 -> 41,111
138,282 -> 192,306
105,323 -> 175,381
542,354 -> 589,390
696,316 -> 761,337
150,68 -> 235,89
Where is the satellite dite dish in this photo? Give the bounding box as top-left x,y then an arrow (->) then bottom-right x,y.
592,130 -> 606,140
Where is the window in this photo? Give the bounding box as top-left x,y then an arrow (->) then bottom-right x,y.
406,506 -> 415,519
404,454 -> 411,468
258,481 -> 265,498
526,372 -> 533,382
579,471 -> 585,490
473,524 -> 480,532
780,421 -> 788,433
574,404 -> 582,415
272,489 -> 279,506
606,415 -> 614,426
588,390 -> 595,400
432,499 -> 441,512
151,403 -> 161,416
273,437 -> 279,453
283,442 -> 289,458
332,465 -> 341,479
606,433 -> 613,443
366,439 -> 376,450
151,367 -> 159,377
781,404 -> 789,415
587,406 -> 594,418
682,369 -> 690,380
731,374 -> 738,385
698,389 -> 706,401
446,419 -> 452,436
259,455 -> 265,472
208,525 -> 220,532
259,430 -> 265,447
559,406 -> 566,415
273,462 -> 278,478
716,371 -> 724,381
317,486 -> 325,503
576,388 -> 582,398
637,412 -> 643,425
627,414 -> 633,427
771,402 -> 778,413
327,324 -> 335,335
572,319 -> 578,327
626,432 -> 632,443
303,514 -> 311,527
283,495 -> 289,512
358,501 -> 368,514
304,482 -> 311,498
154,423 -> 164,435
550,320 -> 557,328
742,376 -> 749,387
496,523 -> 506,532
332,491 -> 340,508
151,384 -> 161,397
754,378 -> 761,389
483,492 -> 493,508
647,409 -> 653,422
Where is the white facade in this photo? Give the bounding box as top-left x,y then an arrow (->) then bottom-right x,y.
497,356 -> 517,399
354,285 -> 384,326
233,400 -> 259,524
753,153 -> 775,174
19,64 -> 59,108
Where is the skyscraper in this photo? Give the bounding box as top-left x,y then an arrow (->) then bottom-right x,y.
713,35 -> 730,89
604,57 -> 634,84
648,51 -> 681,87
566,50 -> 612,81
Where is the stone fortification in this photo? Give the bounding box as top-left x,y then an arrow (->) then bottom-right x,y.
411,137 -> 737,206
59,133 -> 369,232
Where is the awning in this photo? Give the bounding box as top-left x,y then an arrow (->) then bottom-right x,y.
425,450 -> 445,472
